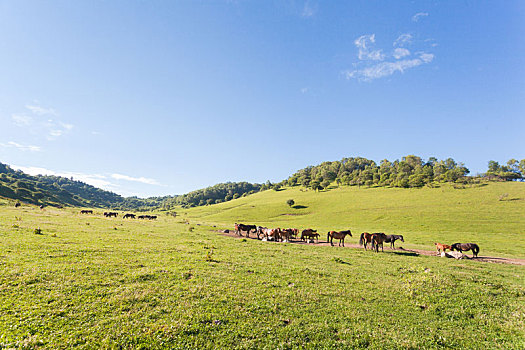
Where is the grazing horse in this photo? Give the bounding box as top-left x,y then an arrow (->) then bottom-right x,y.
450,243 -> 480,258
371,232 -> 388,252
14,202 -> 21,208
434,242 -> 451,254
280,228 -> 295,242
359,232 -> 374,250
301,229 -> 319,243
149,215 -> 157,220
283,228 -> 298,239
327,230 -> 352,247
123,213 -> 136,219
258,227 -> 280,241
80,210 -> 93,214
234,223 -> 257,237
104,212 -> 118,218
384,235 -> 404,249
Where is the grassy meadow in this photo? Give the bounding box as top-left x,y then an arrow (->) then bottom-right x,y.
0,183 -> 524,349
183,182 -> 525,258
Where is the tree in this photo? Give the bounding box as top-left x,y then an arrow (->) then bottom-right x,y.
287,199 -> 295,207
311,180 -> 322,191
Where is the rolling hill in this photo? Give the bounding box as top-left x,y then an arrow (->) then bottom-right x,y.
181,181 -> 525,258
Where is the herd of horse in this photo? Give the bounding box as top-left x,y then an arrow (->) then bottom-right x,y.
234,223 -> 404,253
79,210 -> 157,220
234,223 -> 481,257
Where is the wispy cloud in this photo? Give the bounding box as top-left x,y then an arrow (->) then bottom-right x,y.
354,34 -> 385,61
412,12 -> 428,22
301,1 -> 316,18
344,53 -> 434,81
0,141 -> 41,152
393,48 -> 410,59
10,103 -> 74,140
25,104 -> 57,116
111,173 -> 162,186
344,32 -> 435,82
300,87 -> 309,94
11,114 -> 33,127
393,33 -> 413,47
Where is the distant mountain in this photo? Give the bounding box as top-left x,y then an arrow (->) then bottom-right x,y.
0,162 -> 168,210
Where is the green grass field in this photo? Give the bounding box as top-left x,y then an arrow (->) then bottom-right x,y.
0,183 -> 524,349
183,182 -> 525,258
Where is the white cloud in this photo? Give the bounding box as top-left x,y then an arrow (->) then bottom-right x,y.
301,1 -> 316,18
393,33 -> 413,47
393,48 -> 410,59
111,173 -> 161,186
10,103 -> 73,140
420,53 -> 434,63
11,114 -> 33,126
412,12 -> 428,22
0,141 -> 41,152
354,34 -> 385,61
344,52 -> 434,81
300,87 -> 308,94
11,165 -> 116,190
26,104 -> 57,116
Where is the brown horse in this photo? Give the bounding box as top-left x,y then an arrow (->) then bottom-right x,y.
371,233 -> 388,252
434,242 -> 451,254
280,228 -> 295,242
450,243 -> 480,258
123,213 -> 136,219
261,227 -> 281,241
283,228 -> 298,239
301,229 -> 319,243
359,232 -> 374,250
234,223 -> 257,237
327,230 -> 352,247
80,210 -> 93,214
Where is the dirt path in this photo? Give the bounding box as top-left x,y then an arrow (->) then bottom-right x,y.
219,230 -> 525,266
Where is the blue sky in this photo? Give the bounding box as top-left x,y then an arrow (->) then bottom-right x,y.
1,1 -> 523,197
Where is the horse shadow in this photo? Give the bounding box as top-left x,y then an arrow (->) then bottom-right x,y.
292,205 -> 308,209
390,251 -> 420,257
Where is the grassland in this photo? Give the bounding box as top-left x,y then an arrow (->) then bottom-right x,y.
0,183 -> 524,349
182,182 -> 525,259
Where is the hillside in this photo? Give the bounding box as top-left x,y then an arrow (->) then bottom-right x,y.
181,182 -> 525,258
0,162 -> 166,210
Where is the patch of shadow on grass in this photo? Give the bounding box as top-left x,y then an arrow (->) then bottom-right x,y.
390,251 -> 420,257
292,205 -> 308,209
333,257 -> 350,265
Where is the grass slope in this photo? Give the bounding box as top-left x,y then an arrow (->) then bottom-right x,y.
182,182 -> 525,258
0,201 -> 524,348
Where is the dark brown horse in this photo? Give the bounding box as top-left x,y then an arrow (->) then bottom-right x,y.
450,243 -> 480,258
280,228 -> 295,242
123,213 -> 136,219
327,230 -> 352,247
80,210 -> 93,214
384,234 -> 404,249
301,229 -> 319,243
371,233 -> 388,252
104,212 -> 118,217
234,223 -> 257,237
359,232 -> 374,250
